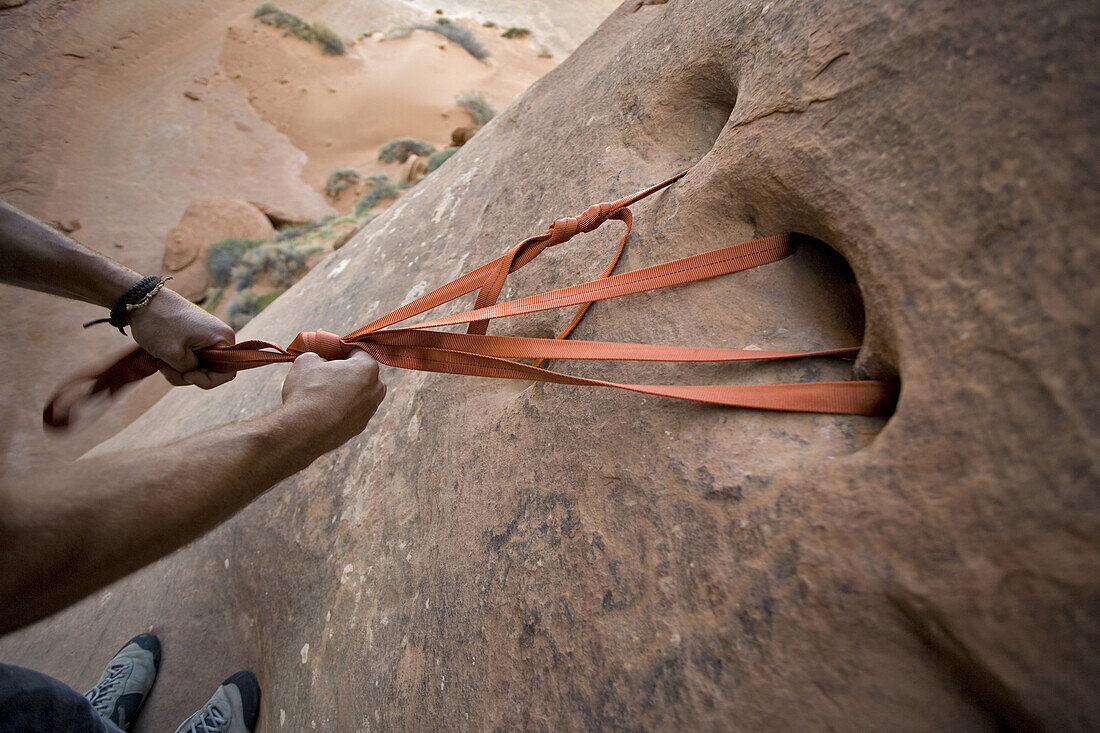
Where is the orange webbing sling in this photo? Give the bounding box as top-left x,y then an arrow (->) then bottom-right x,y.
43,171 -> 898,428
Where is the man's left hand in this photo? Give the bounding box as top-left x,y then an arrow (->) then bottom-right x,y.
128,288 -> 236,389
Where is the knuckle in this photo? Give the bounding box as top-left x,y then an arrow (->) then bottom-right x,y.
170,347 -> 196,370
293,352 -> 321,368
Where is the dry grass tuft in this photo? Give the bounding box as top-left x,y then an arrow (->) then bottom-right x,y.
456,91 -> 495,125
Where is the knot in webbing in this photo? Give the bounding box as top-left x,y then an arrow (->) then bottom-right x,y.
288,330 -> 349,361
547,202 -> 617,246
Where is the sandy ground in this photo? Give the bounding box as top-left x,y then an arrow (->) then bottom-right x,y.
0,0 -> 618,477
219,18 -> 553,188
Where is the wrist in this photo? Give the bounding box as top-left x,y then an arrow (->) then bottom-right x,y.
84,275 -> 172,335
253,404 -> 336,472
67,242 -> 142,308
87,264 -> 144,309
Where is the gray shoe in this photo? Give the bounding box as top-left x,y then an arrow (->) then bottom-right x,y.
84,633 -> 161,731
173,670 -> 261,733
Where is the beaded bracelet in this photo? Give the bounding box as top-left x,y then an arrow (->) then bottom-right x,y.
83,275 -> 173,335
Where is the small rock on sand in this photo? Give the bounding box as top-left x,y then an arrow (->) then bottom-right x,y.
162,198 -> 275,301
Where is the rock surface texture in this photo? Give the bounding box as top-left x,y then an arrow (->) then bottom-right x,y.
2,1 -> 1096,731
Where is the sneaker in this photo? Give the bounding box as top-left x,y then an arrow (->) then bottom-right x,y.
173,670 -> 261,733
84,633 -> 161,731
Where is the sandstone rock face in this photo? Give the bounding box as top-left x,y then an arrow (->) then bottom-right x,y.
162,198 -> 277,301
248,200 -> 317,228
2,1 -> 1096,731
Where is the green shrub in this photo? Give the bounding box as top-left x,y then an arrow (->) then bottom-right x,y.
253,4 -> 346,54
354,174 -> 400,217
207,238 -> 265,287
501,27 -> 530,39
275,216 -> 332,242
255,289 -> 284,312
537,45 -> 552,58
254,4 -> 313,41
231,241 -> 315,290
414,19 -> 489,60
311,22 -> 345,55
323,168 -> 361,199
227,289 -> 259,330
204,287 -> 224,313
385,26 -> 413,39
456,91 -> 495,125
378,137 -> 436,164
324,167 -> 361,199
426,147 -> 458,173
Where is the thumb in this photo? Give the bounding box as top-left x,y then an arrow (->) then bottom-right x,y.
165,346 -> 199,373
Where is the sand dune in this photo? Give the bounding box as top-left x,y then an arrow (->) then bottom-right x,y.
219,17 -> 552,189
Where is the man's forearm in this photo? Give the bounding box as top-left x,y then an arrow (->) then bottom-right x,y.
0,199 -> 141,307
0,405 -> 327,635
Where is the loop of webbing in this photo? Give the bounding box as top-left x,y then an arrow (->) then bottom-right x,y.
43,171 -> 899,428
288,330 -> 349,361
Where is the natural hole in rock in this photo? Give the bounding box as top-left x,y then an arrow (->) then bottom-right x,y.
787,233 -> 866,346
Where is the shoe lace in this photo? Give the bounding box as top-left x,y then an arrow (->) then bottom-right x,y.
86,663 -> 128,713
186,703 -> 229,733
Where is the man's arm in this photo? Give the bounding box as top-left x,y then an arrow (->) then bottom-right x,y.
0,351 -> 386,635
0,199 -> 235,388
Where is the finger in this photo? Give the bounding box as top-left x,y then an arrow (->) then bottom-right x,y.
195,322 -> 235,350
163,346 -> 199,374
160,366 -> 188,387
207,370 -> 236,387
347,350 -> 380,378
283,352 -> 323,403
348,349 -> 379,363
212,322 -> 235,347
183,370 -> 236,390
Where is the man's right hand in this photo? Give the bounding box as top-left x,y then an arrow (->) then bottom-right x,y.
279,350 -> 387,453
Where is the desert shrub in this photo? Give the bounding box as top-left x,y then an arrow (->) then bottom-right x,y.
414,18 -> 489,60
426,147 -> 458,173
311,22 -> 345,54
324,167 -> 361,199
482,20 -> 496,28
204,287 -> 224,313
354,174 -> 400,217
227,288 -> 287,329
385,26 -> 413,39
207,238 -> 265,287
501,27 -> 530,39
275,216 -> 332,242
456,91 -> 495,125
537,45 -> 552,58
253,4 -> 346,54
255,289 -> 284,312
231,241 -> 315,290
230,260 -> 258,290
227,289 -> 259,330
254,4 -> 313,41
378,137 -> 436,164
